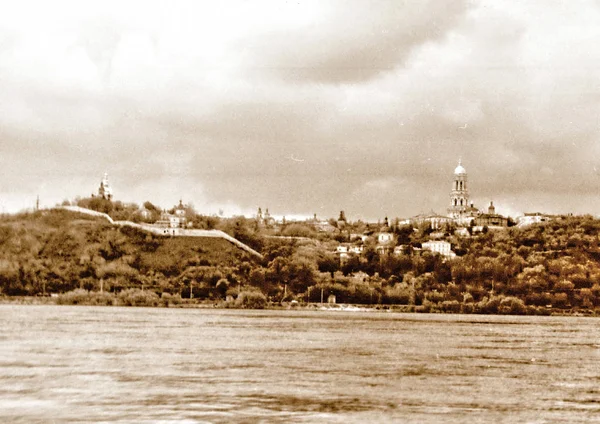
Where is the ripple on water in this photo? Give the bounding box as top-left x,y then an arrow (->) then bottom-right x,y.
1,306 -> 600,423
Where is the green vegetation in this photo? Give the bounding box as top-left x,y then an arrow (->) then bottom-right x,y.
225,289 -> 268,309
56,288 -> 182,307
2,209 -> 600,315
57,289 -> 115,306
0,209 -> 258,301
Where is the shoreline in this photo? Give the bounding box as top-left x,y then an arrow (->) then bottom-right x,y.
1,295 -> 597,317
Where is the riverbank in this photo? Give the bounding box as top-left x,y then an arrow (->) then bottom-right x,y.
1,292 -> 598,317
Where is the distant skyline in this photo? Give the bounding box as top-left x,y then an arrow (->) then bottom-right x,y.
2,1 -> 600,220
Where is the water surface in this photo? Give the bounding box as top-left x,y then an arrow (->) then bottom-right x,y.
1,305 -> 599,423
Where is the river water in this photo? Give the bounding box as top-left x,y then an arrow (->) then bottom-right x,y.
1,305 -> 599,423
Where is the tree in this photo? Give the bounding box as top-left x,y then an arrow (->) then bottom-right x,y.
249,268 -> 267,290
317,253 -> 339,276
215,278 -> 229,298
281,223 -> 315,238
287,259 -> 316,294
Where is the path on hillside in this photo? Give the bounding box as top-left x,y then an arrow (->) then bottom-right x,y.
60,206 -> 263,259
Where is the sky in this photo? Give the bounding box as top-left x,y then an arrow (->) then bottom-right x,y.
1,0 -> 600,220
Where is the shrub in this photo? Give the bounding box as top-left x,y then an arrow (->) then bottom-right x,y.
527,305 -> 552,316
461,303 -> 475,314
88,291 -> 115,306
475,296 -> 501,314
498,296 -> 527,315
57,289 -> 90,305
525,292 -> 552,307
57,289 -> 115,306
415,299 -> 432,313
117,289 -> 159,307
235,290 -> 267,309
441,300 -> 461,313
384,286 -> 411,305
551,292 -> 569,309
554,279 -> 575,293
160,292 -> 182,307
424,291 -> 445,304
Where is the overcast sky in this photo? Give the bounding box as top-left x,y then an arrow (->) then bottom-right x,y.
1,0 -> 599,220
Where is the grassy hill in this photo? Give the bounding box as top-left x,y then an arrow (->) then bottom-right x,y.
0,209 -> 259,297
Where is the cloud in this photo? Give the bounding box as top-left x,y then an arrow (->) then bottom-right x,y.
233,0 -> 470,83
1,1 -> 600,218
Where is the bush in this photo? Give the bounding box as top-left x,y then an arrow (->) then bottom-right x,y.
88,291 -> 115,306
461,303 -> 475,314
57,289 -> 90,305
475,296 -> 500,314
441,300 -> 461,313
235,290 -> 267,309
525,292 -> 552,307
160,292 -> 182,307
498,296 -> 527,315
57,289 -> 115,306
415,299 -> 432,313
554,279 -> 575,293
527,305 -> 552,316
424,291 -> 445,304
117,289 -> 159,307
551,292 -> 569,308
383,287 -> 411,305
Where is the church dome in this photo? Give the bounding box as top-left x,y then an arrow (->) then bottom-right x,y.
454,161 -> 466,175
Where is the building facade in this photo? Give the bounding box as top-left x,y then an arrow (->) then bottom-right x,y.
421,240 -> 456,258
411,213 -> 454,230
474,201 -> 509,228
156,200 -> 188,228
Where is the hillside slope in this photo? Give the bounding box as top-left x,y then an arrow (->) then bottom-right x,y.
0,209 -> 259,296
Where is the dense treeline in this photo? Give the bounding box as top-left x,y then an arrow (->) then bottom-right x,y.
2,209 -> 600,314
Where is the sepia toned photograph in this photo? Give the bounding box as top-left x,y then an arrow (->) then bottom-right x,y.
1,0 -> 600,422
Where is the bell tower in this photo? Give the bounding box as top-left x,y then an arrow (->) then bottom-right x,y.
448,160 -> 469,218
98,173 -> 113,201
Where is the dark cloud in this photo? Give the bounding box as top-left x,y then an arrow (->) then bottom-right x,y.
236,0 -> 470,83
